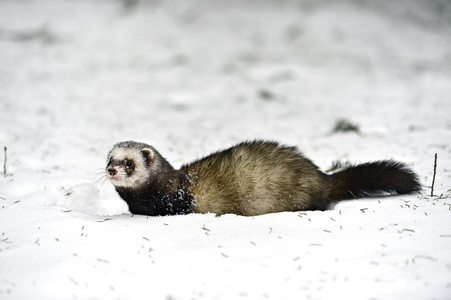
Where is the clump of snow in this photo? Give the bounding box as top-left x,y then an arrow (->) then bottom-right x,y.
1,0 -> 451,299
57,183 -> 99,215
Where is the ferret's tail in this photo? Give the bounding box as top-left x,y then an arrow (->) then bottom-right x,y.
325,160 -> 421,202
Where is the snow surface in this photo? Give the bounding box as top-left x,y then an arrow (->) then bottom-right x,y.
1,0 -> 451,299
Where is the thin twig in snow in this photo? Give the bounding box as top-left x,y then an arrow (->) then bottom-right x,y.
431,153 -> 437,197
3,147 -> 6,176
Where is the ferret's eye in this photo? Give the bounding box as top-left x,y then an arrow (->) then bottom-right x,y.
125,161 -> 134,168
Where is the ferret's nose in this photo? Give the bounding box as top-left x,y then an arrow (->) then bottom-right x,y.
108,168 -> 117,176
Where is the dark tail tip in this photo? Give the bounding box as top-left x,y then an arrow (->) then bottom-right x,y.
327,160 -> 421,201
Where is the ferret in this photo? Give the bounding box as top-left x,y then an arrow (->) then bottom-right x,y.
105,140 -> 421,216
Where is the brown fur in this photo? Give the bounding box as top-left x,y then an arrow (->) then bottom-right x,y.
182,141 -> 325,215
106,140 -> 421,216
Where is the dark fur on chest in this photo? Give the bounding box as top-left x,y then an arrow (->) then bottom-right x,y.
115,180 -> 192,216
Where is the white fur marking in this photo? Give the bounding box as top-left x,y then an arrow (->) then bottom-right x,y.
142,148 -> 155,161
107,146 -> 151,189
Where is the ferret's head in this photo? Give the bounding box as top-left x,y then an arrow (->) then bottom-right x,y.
106,141 -> 161,189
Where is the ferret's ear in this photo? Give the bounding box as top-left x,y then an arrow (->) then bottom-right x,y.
141,148 -> 155,163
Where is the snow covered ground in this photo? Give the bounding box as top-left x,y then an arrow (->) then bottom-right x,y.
1,0 -> 451,299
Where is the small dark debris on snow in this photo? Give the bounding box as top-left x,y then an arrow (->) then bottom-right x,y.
258,89 -> 275,101
68,277 -> 79,286
332,119 -> 360,133
95,218 -> 113,222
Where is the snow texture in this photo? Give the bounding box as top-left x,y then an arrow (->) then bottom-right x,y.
1,0 -> 451,299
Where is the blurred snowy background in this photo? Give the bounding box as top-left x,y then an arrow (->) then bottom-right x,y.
0,0 -> 451,299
